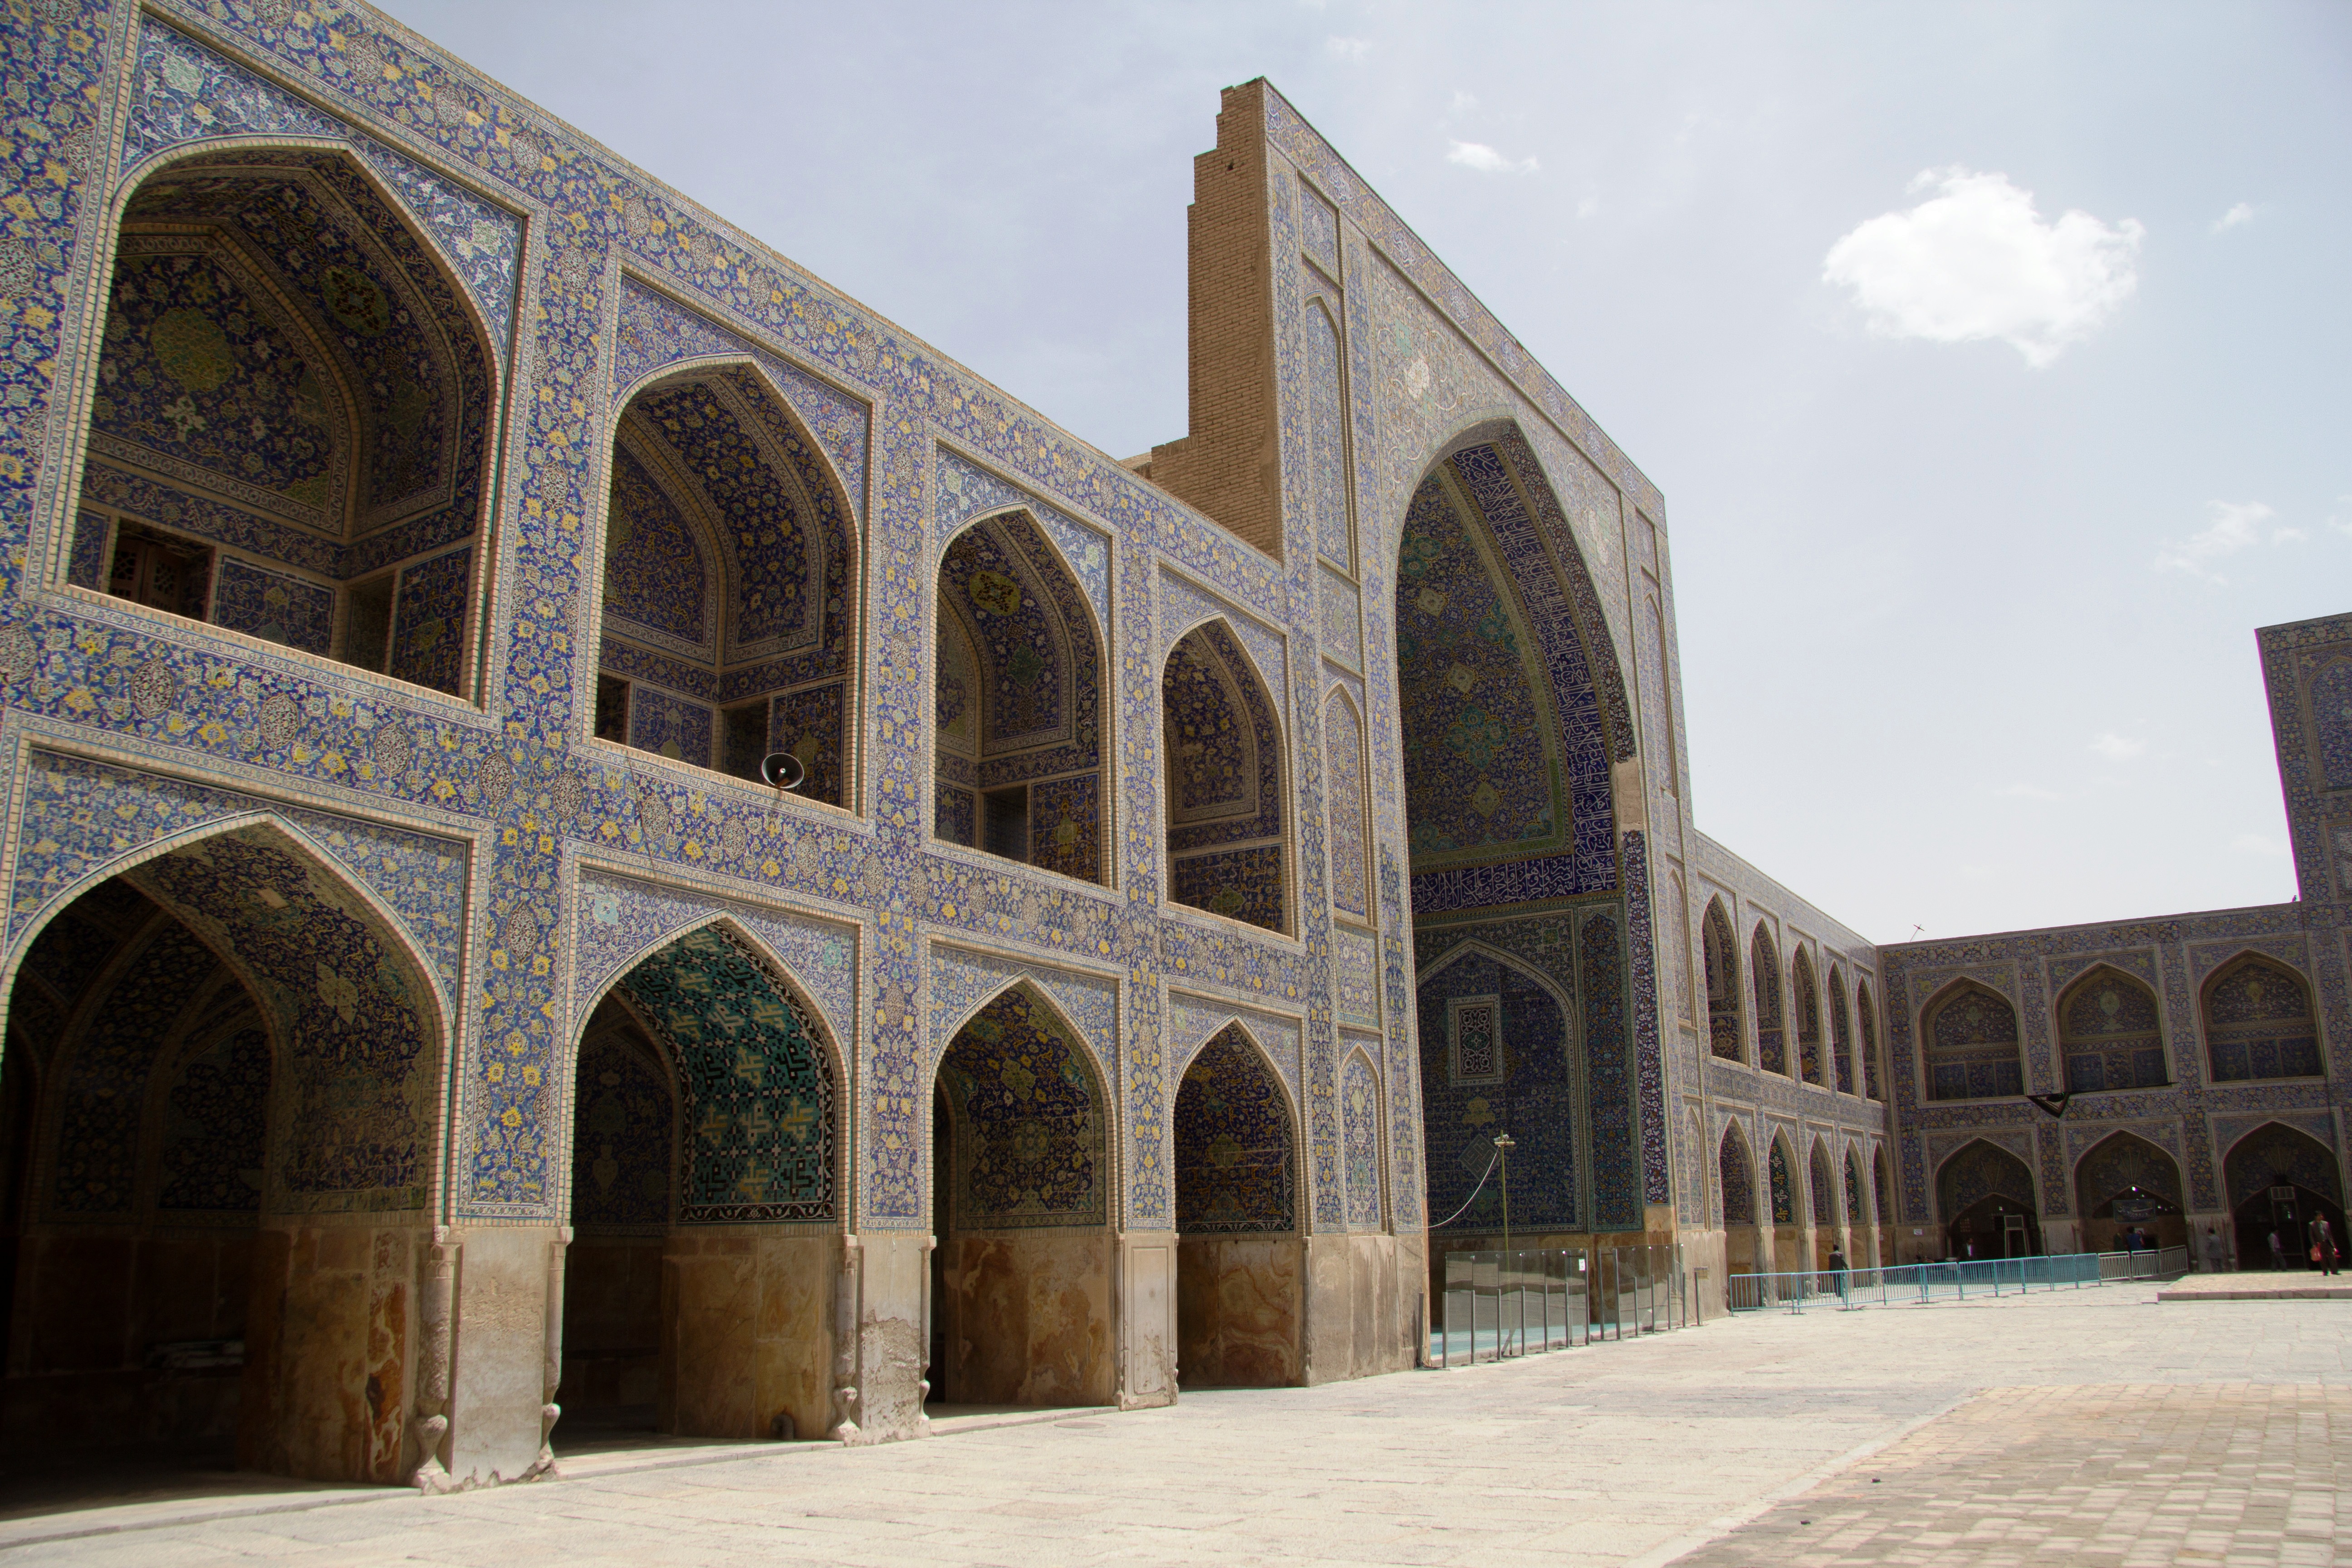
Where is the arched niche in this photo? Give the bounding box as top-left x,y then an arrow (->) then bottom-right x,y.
1843,1147 -> 1867,1230
1920,979 -> 2023,1102
1827,965 -> 1854,1095
2222,1122 -> 2347,1272
1935,1140 -> 2039,1259
1767,1135 -> 1797,1227
2073,1132 -> 2185,1256
1718,1122 -> 1758,1275
929,982 -> 1114,1409
3,819 -> 446,1485
1702,899 -> 1741,1062
2056,965 -> 2168,1093
70,146 -> 497,696
2200,954 -> 2323,1083
934,511 -> 1104,882
1750,926 -> 1785,1075
1413,942 -> 1579,1241
1173,1024 -> 1300,1390
1322,686 -> 1371,922
1808,1138 -> 1837,1230
1340,1049 -> 1385,1231
1857,978 -> 1882,1101
1792,950 -> 1822,1086
559,919 -> 843,1444
592,361 -> 858,807
1162,618 -> 1286,931
1873,1147 -> 1894,1251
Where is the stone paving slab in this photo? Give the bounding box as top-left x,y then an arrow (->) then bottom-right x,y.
2156,1272 -> 2352,1302
1669,1382 -> 2350,1567
0,1283 -> 2344,1564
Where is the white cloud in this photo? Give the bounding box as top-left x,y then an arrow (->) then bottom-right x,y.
1324,36 -> 1369,61
1449,90 -> 1479,114
1997,782 -> 2064,800
1446,140 -> 1539,176
1822,167 -> 2143,368
2210,201 -> 2255,234
2090,731 -> 2145,761
2152,500 -> 2303,581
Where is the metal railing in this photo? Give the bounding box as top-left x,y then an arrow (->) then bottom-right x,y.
1725,1245 -> 2190,1313
1431,1244 -> 1691,1367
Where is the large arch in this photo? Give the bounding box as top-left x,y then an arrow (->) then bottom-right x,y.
558,918 -> 845,1444
1162,617 -> 1286,931
2,820 -> 446,1485
1935,1140 -> 2039,1259
1920,979 -> 2024,1102
1175,1024 -> 1300,1389
592,360 -> 859,806
1414,942 -> 1580,1245
1792,950 -> 1822,1087
1718,1121 -> 1759,1274
1702,899 -> 1741,1062
2222,1122 -> 2347,1271
2056,965 -> 2168,1093
2200,954 -> 2323,1083
1750,926 -> 1785,1075
929,981 -> 1115,1409
70,145 -> 497,695
2073,1132 -> 2185,1256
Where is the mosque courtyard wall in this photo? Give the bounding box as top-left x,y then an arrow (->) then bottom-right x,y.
0,0 -> 2338,1499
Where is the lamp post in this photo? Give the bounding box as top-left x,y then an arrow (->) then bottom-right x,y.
1495,1133 -> 1516,1255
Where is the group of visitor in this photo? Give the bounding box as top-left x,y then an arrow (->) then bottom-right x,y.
2259,1215 -> 2341,1274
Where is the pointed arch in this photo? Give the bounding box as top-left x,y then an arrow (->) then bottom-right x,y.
1934,1139 -> 2037,1224
1175,1023 -> 1298,1235
1808,1137 -> 1837,1227
1750,925 -> 1785,1074
1792,948 -> 1822,1085
2221,1122 -> 2345,1211
1767,1132 -> 1796,1225
2055,964 -> 2168,1092
70,142 -> 499,695
1717,1120 -> 1755,1226
1163,616 -> 1287,932
1827,964 -> 1854,1095
1873,1145 -> 1892,1230
2074,1132 -> 2183,1217
1920,978 -> 2024,1102
1844,1146 -> 1867,1229
1414,939 -> 1581,1235
1702,898 -> 1741,1062
1857,977 -> 1882,1101
1322,684 -> 1371,920
934,978 -> 1112,1230
2201,952 -> 2322,1083
1340,1047 -> 1384,1230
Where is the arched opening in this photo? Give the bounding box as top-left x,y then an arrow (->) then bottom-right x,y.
1174,1025 -> 1299,1388
1702,899 -> 1741,1062
2057,965 -> 2168,1093
0,826 -> 442,1489
1808,1138 -> 1837,1266
1920,979 -> 2024,1102
1936,1140 -> 2040,1259
1792,950 -> 1822,1087
2223,1123 -> 2347,1271
593,364 -> 856,804
1843,1148 -> 1870,1264
1767,1135 -> 1798,1269
1322,688 -> 1371,921
1827,965 -> 1854,1095
2073,1132 -> 2185,1257
558,924 -> 840,1443
1750,927 -> 1785,1075
1717,1122 -> 1758,1274
1858,978 -> 1882,1101
72,149 -> 496,694
2201,955 -> 2323,1083
1161,620 -> 1285,930
931,512 -> 1102,877
1415,946 -> 1578,1250
929,985 -> 1113,1410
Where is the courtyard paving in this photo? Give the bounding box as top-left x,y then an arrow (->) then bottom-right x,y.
3,1279 -> 2343,1566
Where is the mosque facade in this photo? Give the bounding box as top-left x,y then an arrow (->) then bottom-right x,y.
0,0 -> 2339,1492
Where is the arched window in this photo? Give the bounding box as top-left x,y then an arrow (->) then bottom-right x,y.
2201,955 -> 2322,1082
1828,965 -> 1854,1095
1792,950 -> 1822,1086
1163,620 -> 1285,931
2056,965 -> 2167,1092
1858,978 -> 1882,1100
1750,926 -> 1785,1075
71,150 -> 497,694
594,364 -> 858,804
1920,980 -> 2023,1101
1702,899 -> 1741,1062
1322,688 -> 1370,921
933,513 -> 1104,878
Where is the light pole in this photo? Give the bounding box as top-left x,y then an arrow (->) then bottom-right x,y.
1495,1133 -> 1516,1255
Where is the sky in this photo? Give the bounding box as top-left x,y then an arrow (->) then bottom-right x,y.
378,0 -> 2352,945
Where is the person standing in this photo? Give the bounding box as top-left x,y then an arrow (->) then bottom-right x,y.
2309,1214 -> 2341,1278
2268,1228 -> 2288,1270
2202,1224 -> 2229,1274
1827,1246 -> 1849,1302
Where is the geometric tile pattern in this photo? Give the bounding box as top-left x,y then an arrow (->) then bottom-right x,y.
1174,1024 -> 1295,1234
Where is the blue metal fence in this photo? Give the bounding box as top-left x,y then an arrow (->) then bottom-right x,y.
1725,1245 -> 2190,1313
